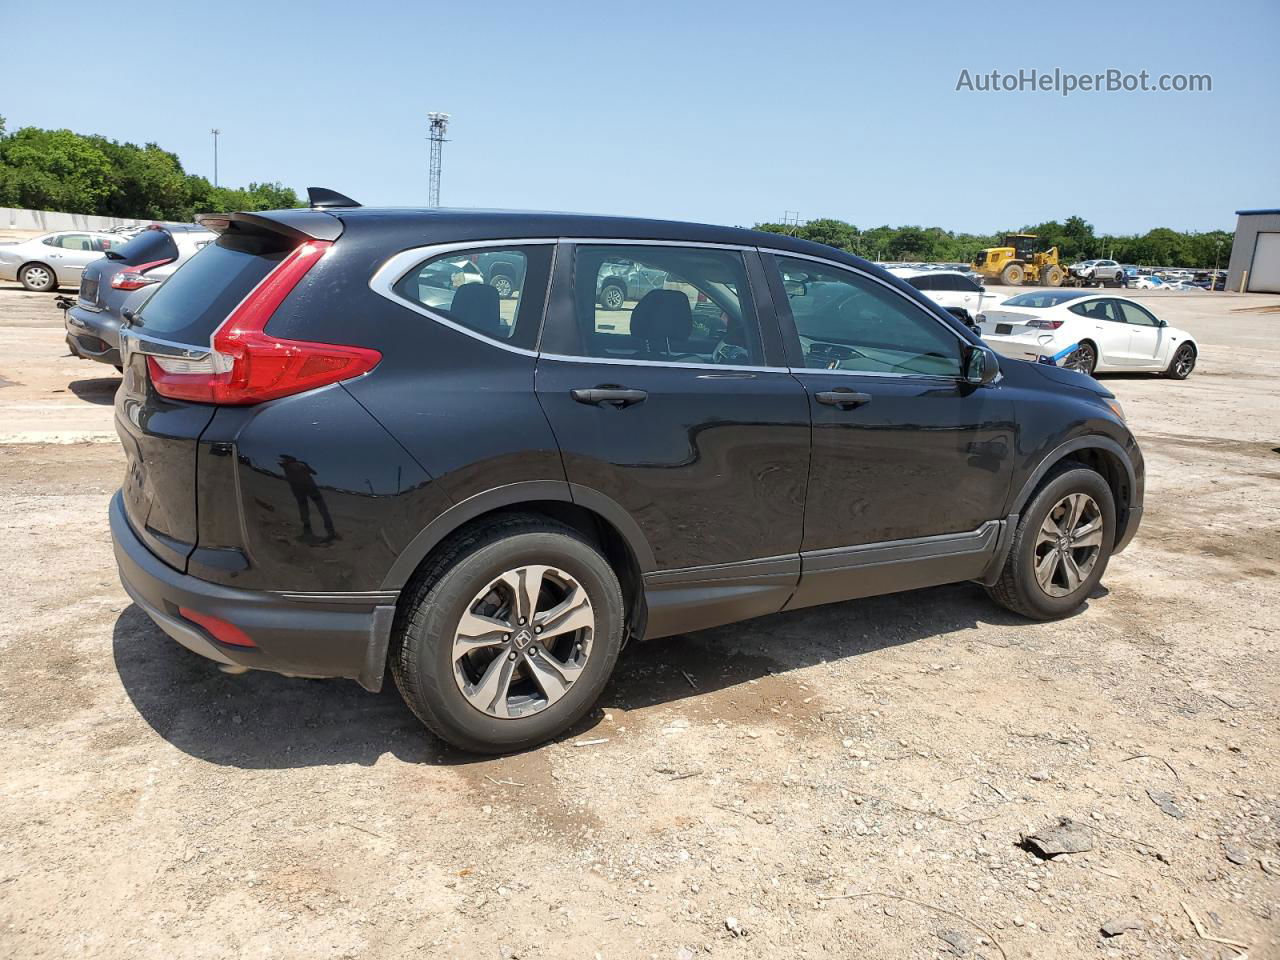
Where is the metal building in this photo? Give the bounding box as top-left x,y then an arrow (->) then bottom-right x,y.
1225,208 -> 1280,293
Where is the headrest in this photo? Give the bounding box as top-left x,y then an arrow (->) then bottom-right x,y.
450,282 -> 502,336
630,289 -> 691,343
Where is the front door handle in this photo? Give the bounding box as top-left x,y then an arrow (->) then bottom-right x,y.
571,386 -> 648,408
815,388 -> 872,409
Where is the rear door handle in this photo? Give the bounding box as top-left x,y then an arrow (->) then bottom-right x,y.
815,389 -> 872,409
571,386 -> 648,408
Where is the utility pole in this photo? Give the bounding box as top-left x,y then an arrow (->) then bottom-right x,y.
427,112 -> 450,207
211,128 -> 221,187
782,210 -> 802,236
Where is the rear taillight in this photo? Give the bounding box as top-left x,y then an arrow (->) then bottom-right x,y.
179,607 -> 256,647
111,257 -> 173,290
147,240 -> 381,405
1026,319 -> 1065,330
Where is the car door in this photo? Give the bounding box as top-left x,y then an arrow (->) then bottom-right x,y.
536,242 -> 810,636
761,252 -> 1015,610
1115,300 -> 1166,367
1068,298 -> 1128,366
49,233 -> 99,282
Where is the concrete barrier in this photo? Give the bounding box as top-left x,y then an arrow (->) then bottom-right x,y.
0,206 -> 156,234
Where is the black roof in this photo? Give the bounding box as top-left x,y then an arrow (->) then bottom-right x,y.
204,205 -> 877,271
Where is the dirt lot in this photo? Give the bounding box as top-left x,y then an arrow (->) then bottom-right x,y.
1,283 -> 1277,960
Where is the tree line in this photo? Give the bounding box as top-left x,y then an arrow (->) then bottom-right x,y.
754,214 -> 1233,269
0,118 -> 300,221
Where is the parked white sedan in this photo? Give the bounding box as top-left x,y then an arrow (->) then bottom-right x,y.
0,231 -> 129,291
887,267 -> 1000,323
977,289 -> 1198,379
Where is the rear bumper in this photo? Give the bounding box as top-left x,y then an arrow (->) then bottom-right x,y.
66,305 -> 123,366
110,491 -> 396,691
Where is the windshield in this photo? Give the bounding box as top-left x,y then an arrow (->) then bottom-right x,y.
1001,291 -> 1090,308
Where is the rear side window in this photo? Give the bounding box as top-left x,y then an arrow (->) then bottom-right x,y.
393,246 -> 551,348
564,245 -> 767,366
109,228 -> 180,265
133,233 -> 289,344
906,275 -> 935,291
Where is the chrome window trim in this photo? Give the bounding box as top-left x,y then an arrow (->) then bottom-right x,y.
368,239 -> 560,358
560,237 -> 755,252
538,352 -> 779,374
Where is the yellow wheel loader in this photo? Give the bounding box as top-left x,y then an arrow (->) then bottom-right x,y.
972,234 -> 1065,287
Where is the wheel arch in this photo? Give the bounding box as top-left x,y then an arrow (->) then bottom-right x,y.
382,481 -> 654,641
1010,435 -> 1137,541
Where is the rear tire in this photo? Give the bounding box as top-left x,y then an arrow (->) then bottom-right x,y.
1000,263 -> 1025,286
599,282 -> 626,310
19,263 -> 57,292
1165,343 -> 1196,379
1065,339 -> 1097,376
489,272 -> 515,299
986,463 -> 1116,621
391,514 -> 625,754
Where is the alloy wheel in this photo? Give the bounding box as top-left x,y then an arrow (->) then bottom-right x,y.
452,564 -> 595,719
491,275 -> 513,298
1065,342 -> 1095,375
1174,346 -> 1195,377
1033,493 -> 1104,597
601,285 -> 624,310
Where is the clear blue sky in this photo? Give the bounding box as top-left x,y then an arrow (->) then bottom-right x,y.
5,0 -> 1277,234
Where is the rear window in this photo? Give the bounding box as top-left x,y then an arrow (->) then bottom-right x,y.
132,233 -> 288,344
107,228 -> 180,265
1001,291 -> 1090,308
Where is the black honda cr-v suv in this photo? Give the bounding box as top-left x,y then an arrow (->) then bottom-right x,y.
112,189 -> 1143,752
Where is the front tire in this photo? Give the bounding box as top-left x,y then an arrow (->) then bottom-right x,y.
392,515 -> 625,753
1165,343 -> 1196,379
20,263 -> 57,292
1041,265 -> 1064,287
1000,263 -> 1025,286
986,463 -> 1116,620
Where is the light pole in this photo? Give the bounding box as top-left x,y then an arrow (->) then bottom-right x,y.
1214,238 -> 1223,290
211,128 -> 221,188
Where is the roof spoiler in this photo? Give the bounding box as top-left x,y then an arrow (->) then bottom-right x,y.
307,187 -> 361,209
196,207 -> 346,243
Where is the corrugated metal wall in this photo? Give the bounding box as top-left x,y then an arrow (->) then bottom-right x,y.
1226,211 -> 1280,293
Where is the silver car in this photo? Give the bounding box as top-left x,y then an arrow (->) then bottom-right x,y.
0,231 -> 130,291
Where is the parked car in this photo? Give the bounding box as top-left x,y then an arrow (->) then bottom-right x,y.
474,250 -> 526,299
887,267 -> 1001,323
977,289 -> 1197,378
1124,275 -> 1166,290
1068,259 -> 1125,287
65,223 -> 215,369
112,193 -> 1144,753
0,231 -> 129,291
596,260 -> 668,309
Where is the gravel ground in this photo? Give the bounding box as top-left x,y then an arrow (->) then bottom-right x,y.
1,283 -> 1277,960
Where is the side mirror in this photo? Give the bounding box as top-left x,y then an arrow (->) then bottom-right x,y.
963,344 -> 999,385
783,279 -> 807,298
1156,318 -> 1167,327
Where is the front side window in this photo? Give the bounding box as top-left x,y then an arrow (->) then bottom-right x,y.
777,257 -> 963,377
1117,301 -> 1159,326
393,247 -> 547,344
566,245 -> 766,366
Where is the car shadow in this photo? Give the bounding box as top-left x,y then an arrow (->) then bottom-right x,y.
113,583 -> 1043,770
68,376 -> 121,405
